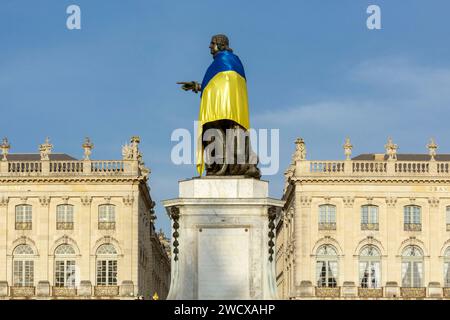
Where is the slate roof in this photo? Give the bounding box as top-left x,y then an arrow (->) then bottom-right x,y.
6,154 -> 77,161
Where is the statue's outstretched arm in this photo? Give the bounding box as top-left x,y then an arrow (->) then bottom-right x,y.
177,81 -> 201,94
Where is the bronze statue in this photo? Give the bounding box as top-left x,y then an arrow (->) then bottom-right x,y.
178,34 -> 261,179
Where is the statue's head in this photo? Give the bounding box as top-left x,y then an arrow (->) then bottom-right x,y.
210,34 -> 233,56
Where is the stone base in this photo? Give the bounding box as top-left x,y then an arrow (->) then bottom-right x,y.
120,280 -> 135,297
385,282 -> 400,298
0,282 -> 8,297
163,177 -> 283,300
36,281 -> 50,297
78,281 -> 92,297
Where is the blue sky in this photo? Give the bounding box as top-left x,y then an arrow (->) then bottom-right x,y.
1,0 -> 450,234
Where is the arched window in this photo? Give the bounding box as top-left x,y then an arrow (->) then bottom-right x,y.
446,207 -> 450,231
361,205 -> 379,230
359,245 -> 381,288
98,205 -> 116,230
404,205 -> 421,231
56,205 -> 74,230
402,246 -> 423,287
318,205 -> 336,230
444,247 -> 450,287
15,205 -> 32,230
13,244 -> 34,287
316,245 -> 338,287
54,244 -> 76,287
96,244 -> 118,286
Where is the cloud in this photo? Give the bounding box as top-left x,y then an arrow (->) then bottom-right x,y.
254,57 -> 450,131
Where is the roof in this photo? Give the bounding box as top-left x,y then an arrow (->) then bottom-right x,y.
6,153 -> 77,161
352,154 -> 450,161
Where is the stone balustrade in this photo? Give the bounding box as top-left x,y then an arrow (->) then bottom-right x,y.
292,282 -> 449,299
0,281 -> 135,299
297,159 -> 450,177
0,159 -> 138,177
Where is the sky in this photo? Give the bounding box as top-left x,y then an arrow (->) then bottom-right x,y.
1,0 -> 450,235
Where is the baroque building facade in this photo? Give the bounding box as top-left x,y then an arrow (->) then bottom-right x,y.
277,137 -> 450,299
0,137 -> 170,299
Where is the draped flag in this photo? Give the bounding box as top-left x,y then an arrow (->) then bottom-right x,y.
196,50 -> 250,175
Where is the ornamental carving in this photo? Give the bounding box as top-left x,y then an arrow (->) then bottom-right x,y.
428,197 -> 439,208
400,287 -> 426,298
443,288 -> 450,298
81,196 -> 92,206
52,287 -> 77,297
268,206 -> 277,262
170,207 -> 180,262
0,197 -> 9,207
39,137 -> 53,161
315,287 -> 341,298
343,196 -> 354,208
293,138 -> 306,161
82,137 -> 94,160
1,137 -> 10,160
94,285 -> 119,297
300,196 -> 312,207
343,137 -> 353,161
385,137 -> 398,160
358,288 -> 383,298
39,196 -> 50,207
123,195 -> 134,206
10,286 -> 35,297
386,197 -> 397,207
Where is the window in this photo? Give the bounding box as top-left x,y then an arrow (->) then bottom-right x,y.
444,248 -> 450,287
446,207 -> 450,231
56,205 -> 74,230
96,244 -> 118,286
359,245 -> 381,288
318,205 -> 336,230
54,244 -> 76,287
316,245 -> 338,287
404,206 -> 421,231
401,246 -> 423,287
361,205 -> 379,230
15,205 -> 32,230
98,205 -> 116,230
13,245 -> 34,287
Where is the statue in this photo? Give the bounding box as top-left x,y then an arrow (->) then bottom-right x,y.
178,34 -> 261,179
39,137 -> 53,161
385,137 -> 398,160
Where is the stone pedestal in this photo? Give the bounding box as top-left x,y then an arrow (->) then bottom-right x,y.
78,281 -> 92,297
428,282 -> 442,298
385,281 -> 400,298
298,281 -> 314,298
36,281 -> 50,297
120,280 -> 135,297
0,281 -> 8,297
162,177 -> 284,300
342,281 -> 357,298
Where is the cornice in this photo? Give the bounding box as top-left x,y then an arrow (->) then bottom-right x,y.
292,176 -> 450,184
0,176 -> 142,184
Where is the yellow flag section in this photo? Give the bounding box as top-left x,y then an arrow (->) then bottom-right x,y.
196,70 -> 250,175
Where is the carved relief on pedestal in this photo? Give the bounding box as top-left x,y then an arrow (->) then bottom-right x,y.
268,206 -> 277,262
170,207 -> 180,261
